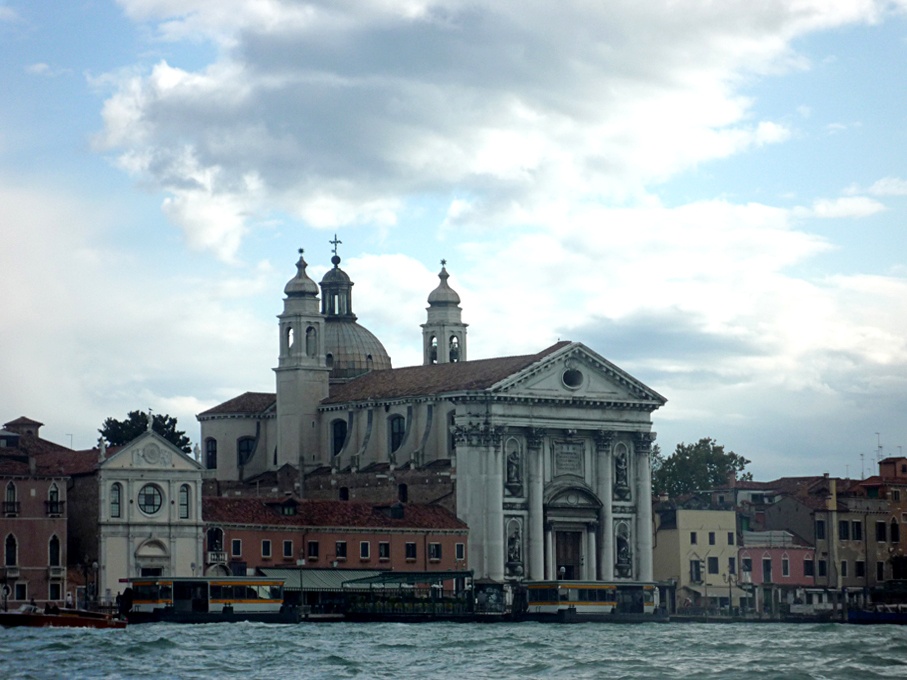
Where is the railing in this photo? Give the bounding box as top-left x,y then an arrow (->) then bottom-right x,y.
2,501 -> 19,516
48,565 -> 66,579
45,500 -> 65,516
207,551 -> 227,564
3,566 -> 20,579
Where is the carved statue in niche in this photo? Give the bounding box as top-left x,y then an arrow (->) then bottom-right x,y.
615,528 -> 632,578
505,522 -> 524,577
613,445 -> 631,501
504,438 -> 523,496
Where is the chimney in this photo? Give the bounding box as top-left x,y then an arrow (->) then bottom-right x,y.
726,471 -> 737,489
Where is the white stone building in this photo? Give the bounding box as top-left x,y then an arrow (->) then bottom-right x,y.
199,249 -> 665,582
96,426 -> 204,598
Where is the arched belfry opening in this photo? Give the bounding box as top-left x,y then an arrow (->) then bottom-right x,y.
421,260 -> 467,365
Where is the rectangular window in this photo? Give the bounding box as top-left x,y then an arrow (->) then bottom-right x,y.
379,541 -> 390,560
728,557 -> 736,574
231,539 -> 242,557
14,583 -> 26,601
335,541 -> 347,560
852,521 -> 863,541
856,560 -> 866,578
405,542 -> 417,560
690,532 -> 697,545
727,532 -> 735,546
690,559 -> 702,582
877,521 -> 887,542
360,541 -> 370,560
816,520 -> 826,540
839,520 -> 850,541
429,543 -> 442,561
49,582 -> 61,601
456,543 -> 465,561
262,540 -> 272,558
878,561 -> 885,581
708,532 -> 716,546
307,541 -> 319,560
763,558 -> 773,582
894,489 -> 902,502
283,540 -> 293,558
804,558 -> 815,577
782,557 -> 790,577
840,560 -> 848,578
742,557 -> 752,573
818,560 -> 827,577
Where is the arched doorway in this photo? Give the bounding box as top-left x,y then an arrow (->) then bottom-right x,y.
544,484 -> 602,580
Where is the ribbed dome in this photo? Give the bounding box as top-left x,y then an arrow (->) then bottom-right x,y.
324,319 -> 392,381
284,249 -> 319,297
427,264 -> 461,306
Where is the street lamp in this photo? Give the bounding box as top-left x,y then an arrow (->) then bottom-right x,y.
723,572 -> 737,616
296,558 -> 306,612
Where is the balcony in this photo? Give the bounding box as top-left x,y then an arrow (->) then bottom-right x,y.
2,566 -> 20,579
207,551 -> 227,564
45,500 -> 66,516
48,566 -> 65,579
2,501 -> 19,517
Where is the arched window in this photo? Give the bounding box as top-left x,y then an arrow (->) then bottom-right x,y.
398,483 -> 408,503
47,483 -> 62,515
287,325 -> 295,351
429,335 -> 438,364
331,419 -> 348,456
389,415 -> 405,453
49,535 -> 61,567
326,353 -> 334,369
339,487 -> 349,501
305,326 -> 317,357
892,520 -> 901,544
4,534 -> 16,567
110,483 -> 122,518
237,437 -> 255,467
3,481 -> 16,514
5,482 -> 15,502
205,438 -> 217,470
449,335 -> 460,362
207,527 -> 224,552
48,484 -> 59,503
179,484 -> 191,519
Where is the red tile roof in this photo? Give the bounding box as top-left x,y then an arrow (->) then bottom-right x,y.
323,342 -> 571,404
203,496 -> 467,531
198,391 -> 277,417
3,416 -> 44,428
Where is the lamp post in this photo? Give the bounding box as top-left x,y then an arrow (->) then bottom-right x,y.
724,572 -> 737,617
296,558 -> 306,614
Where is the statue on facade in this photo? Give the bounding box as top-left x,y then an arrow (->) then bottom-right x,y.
613,447 -> 630,500
504,441 -> 523,497
507,450 -> 521,483
615,534 -> 632,578
505,524 -> 524,577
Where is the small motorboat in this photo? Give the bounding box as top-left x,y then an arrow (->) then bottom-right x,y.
0,604 -> 127,629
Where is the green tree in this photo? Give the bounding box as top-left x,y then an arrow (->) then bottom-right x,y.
651,437 -> 751,498
99,410 -> 192,454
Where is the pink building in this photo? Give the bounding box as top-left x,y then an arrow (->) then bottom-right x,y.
739,530 -> 815,614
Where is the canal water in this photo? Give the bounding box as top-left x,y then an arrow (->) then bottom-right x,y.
2,621 -> 906,679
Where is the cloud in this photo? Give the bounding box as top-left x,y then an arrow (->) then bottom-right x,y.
95,1 -> 893,260
867,176 -> 907,196
801,196 -> 886,219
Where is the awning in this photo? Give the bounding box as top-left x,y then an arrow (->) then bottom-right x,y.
259,568 -> 383,591
682,584 -> 751,599
341,570 -> 473,588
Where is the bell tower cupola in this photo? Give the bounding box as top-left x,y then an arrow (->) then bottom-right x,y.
422,259 -> 468,365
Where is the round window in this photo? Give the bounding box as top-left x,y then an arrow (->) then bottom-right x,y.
138,484 -> 163,514
562,368 -> 584,389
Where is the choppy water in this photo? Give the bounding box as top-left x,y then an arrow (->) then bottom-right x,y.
2,622 -> 907,679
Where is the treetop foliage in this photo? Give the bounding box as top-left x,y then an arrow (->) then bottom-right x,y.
652,437 -> 752,499
99,410 -> 192,454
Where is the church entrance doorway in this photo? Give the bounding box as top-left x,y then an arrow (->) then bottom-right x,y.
555,531 -> 582,580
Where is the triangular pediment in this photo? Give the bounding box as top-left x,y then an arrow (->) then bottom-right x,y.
102,431 -> 202,471
488,342 -> 666,406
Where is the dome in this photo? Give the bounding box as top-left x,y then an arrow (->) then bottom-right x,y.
320,254 -> 352,286
427,263 -> 461,306
284,250 -> 319,298
324,318 -> 392,381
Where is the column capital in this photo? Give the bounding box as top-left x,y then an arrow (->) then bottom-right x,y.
634,431 -> 656,455
595,429 -> 616,452
526,427 -> 545,450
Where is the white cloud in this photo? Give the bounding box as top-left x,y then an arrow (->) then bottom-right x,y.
867,176 -> 907,196
802,196 -> 886,219
96,1 -> 895,260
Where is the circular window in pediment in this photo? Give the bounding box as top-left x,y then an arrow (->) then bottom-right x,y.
562,368 -> 584,389
138,484 -> 163,514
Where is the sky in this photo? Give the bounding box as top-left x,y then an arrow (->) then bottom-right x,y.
2,1 -> 907,481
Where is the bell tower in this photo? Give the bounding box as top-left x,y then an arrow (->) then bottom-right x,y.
274,249 -> 330,475
421,260 -> 468,365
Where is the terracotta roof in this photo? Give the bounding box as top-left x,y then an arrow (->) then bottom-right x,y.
203,497 -> 467,531
198,391 -> 277,417
323,342 -> 571,405
3,416 -> 44,428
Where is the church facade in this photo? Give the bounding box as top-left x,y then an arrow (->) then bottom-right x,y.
198,249 -> 666,583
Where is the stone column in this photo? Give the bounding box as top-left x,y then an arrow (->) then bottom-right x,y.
595,430 -> 615,580
545,523 -> 554,580
486,425 -> 506,581
635,432 -> 655,582
586,524 -> 598,580
527,428 -> 545,580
